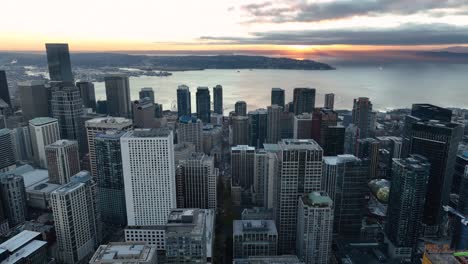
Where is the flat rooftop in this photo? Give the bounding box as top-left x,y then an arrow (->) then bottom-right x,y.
86,117 -> 132,127
90,243 -> 156,264
278,139 -> 322,150
29,117 -> 57,126
0,230 -> 41,252
233,220 -> 277,236
124,128 -> 171,138
47,139 -> 77,147
302,191 -> 333,207
1,240 -> 47,264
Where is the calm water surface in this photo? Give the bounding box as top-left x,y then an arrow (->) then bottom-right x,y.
93,64 -> 468,113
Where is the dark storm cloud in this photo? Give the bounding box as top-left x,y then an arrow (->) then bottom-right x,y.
241,0 -> 467,23
200,24 -> 468,45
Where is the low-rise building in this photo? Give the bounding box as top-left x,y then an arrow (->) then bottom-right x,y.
89,242 -> 157,264
233,220 -> 278,258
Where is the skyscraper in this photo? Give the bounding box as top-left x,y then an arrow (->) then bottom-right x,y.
177,116 -> 203,152
297,192 -> 334,264
266,105 -> 282,144
51,172 -> 100,264
274,139 -> 323,254
45,139 -> 80,185
231,115 -> 249,146
235,101 -> 247,116
132,98 -> 157,128
271,88 -> 285,108
0,129 -> 15,173
50,84 -> 83,140
177,85 -> 191,117
45,43 -> 74,82
294,113 -> 313,139
121,128 -> 177,226
85,117 -> 132,178
139,87 -> 155,104
0,70 -> 11,108
105,75 -> 132,118
231,145 -> 256,190
196,87 -> 211,123
76,81 -> 96,111
324,93 -> 334,110
311,108 -> 339,152
386,155 -> 429,258
249,109 -> 268,148
175,153 -> 218,209
0,174 -> 27,227
254,149 -> 278,208
17,81 -> 49,122
351,97 -> 373,139
406,120 -> 463,235
293,88 -> 315,115
356,138 -> 380,179
322,126 -> 345,156
213,84 -> 223,115
95,130 -> 127,226
29,117 -> 61,168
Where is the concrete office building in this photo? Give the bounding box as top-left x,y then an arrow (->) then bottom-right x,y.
266,105 -> 282,144
177,116 -> 203,152
85,117 -> 132,178
17,81 -> 49,122
29,117 -> 60,168
89,242 -> 157,264
176,153 -> 218,209
76,81 -> 96,111
174,142 -> 196,168
233,220 -> 278,258
0,174 -> 27,227
232,145 -> 256,189
105,75 -> 132,118
50,84 -> 83,140
297,192 -> 334,264
45,139 -> 80,185
133,98 -> 157,128
274,139 -> 323,254
294,113 -> 313,139
253,149 -> 278,208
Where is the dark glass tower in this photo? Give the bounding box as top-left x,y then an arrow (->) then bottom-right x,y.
293,87 -> 315,115
213,85 -> 223,115
45,43 -> 74,82
76,81 -> 96,111
104,75 -> 131,118
50,84 -> 83,140
177,85 -> 191,117
352,97 -> 373,139
386,155 -> 429,256
271,88 -> 285,108
0,70 -> 11,107
139,87 -> 155,104
196,87 -> 211,123
248,109 -> 268,148
235,101 -> 247,116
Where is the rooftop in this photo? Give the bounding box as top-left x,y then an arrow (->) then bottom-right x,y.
1,240 -> 47,264
47,139 -> 77,147
0,230 -> 41,252
17,80 -> 45,87
96,130 -> 127,140
278,139 -> 322,151
233,255 -> 303,264
0,128 -> 10,136
90,243 -> 157,264
86,117 -> 132,127
29,117 -> 57,126
124,128 -> 171,138
323,154 -> 359,165
232,145 -> 255,151
233,220 -> 277,235
302,191 -> 333,207
179,115 -> 200,124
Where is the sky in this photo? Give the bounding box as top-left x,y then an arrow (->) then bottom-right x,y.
2,0 -> 468,60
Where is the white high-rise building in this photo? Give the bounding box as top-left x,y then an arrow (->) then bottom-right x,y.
29,117 -> 60,168
121,128 -> 176,250
297,192 -> 334,264
85,117 -> 132,177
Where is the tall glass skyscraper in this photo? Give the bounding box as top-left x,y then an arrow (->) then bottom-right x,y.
45,43 -> 74,82
196,87 -> 211,123
0,70 -> 11,107
104,75 -> 131,118
293,87 -> 315,115
271,88 -> 285,108
213,85 -> 223,115
177,85 -> 191,117
50,84 -> 83,140
248,109 -> 268,148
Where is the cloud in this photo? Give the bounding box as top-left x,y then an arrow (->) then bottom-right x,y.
241,0 -> 468,23
199,23 -> 468,46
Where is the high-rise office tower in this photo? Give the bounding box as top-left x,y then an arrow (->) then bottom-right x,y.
77,112 -> 106,156
165,209 -> 215,264
271,88 -> 285,108
356,138 -> 380,179
0,129 -> 15,173
177,85 -> 191,117
231,115 -> 249,146
232,145 -> 256,189
85,117 -> 132,178
386,155 -> 429,258
76,81 -> 96,111
297,192 -> 334,264
104,75 -> 132,118
45,140 -> 80,185
139,87 -> 155,104
95,130 -> 127,226
280,111 -> 295,139
17,81 -> 49,122
51,172 -> 100,264
454,166 -> 468,249
235,101 -> 247,116
122,128 -> 177,226
90,242 -> 157,264
324,93 -> 334,110
11,126 -> 33,162
453,152 -> 468,195
323,126 -> 345,156
177,116 -> 203,152
266,105 -> 282,144
50,84 -> 83,140
406,119 -> 463,235
294,113 -> 313,139
196,87 -> 211,123
213,84 -> 223,115
46,43 -> 74,82
0,196 -> 7,235
249,109 -> 268,148
311,108 -> 340,154
344,124 -> 359,154
29,117 -> 60,168
254,149 -> 278,208
176,153 -> 218,209
233,220 -> 278,258
329,155 -> 369,239
274,139 -> 323,254
132,98 -> 157,128
0,70 -> 11,108
0,174 -> 27,226
351,97 -> 373,139
293,88 -> 315,115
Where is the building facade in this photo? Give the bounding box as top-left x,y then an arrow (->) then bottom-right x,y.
29,117 -> 61,168
196,87 -> 211,123
233,220 -> 278,258
105,75 -> 132,118
45,139 -> 80,185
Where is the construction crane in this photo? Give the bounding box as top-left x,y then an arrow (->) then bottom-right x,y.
443,205 -> 468,226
